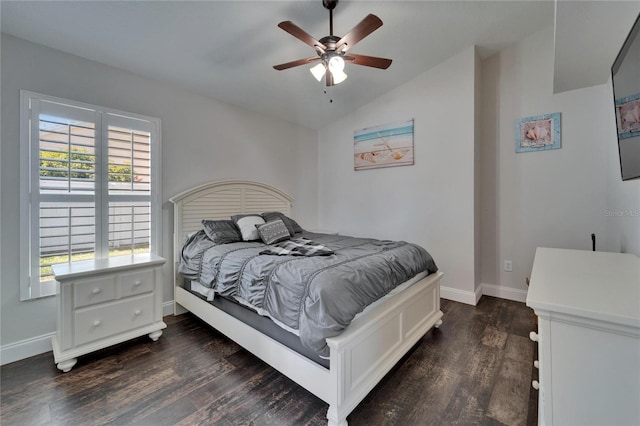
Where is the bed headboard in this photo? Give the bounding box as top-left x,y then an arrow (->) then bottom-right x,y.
169,179 -> 293,283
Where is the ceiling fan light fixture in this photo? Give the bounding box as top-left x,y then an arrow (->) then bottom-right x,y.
328,55 -> 345,72
310,62 -> 326,81
332,70 -> 348,84
328,55 -> 347,84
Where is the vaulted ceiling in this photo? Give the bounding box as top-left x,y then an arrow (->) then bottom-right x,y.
2,1 -> 635,130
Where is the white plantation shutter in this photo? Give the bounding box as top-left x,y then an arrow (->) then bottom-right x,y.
105,114 -> 153,257
34,102 -> 99,287
20,92 -> 161,300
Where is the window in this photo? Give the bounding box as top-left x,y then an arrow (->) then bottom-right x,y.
20,91 -> 161,300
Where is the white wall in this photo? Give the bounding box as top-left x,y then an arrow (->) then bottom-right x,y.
0,34 -> 318,360
317,24 -> 640,308
317,47 -> 480,303
479,27 -> 640,297
474,49 -> 482,294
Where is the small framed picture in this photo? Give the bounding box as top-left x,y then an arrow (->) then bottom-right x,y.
615,93 -> 640,140
515,112 -> 561,153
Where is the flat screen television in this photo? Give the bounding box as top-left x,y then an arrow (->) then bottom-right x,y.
612,12 -> 640,181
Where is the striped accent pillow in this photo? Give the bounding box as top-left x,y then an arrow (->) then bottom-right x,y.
201,220 -> 242,244
256,219 -> 291,245
261,212 -> 303,236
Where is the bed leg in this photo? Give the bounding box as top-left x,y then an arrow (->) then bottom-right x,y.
434,319 -> 443,329
327,406 -> 347,426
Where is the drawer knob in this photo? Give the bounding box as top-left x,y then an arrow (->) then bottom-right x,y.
134,280 -> 142,287
534,360 -> 539,369
532,380 -> 540,390
93,320 -> 101,327
529,331 -> 539,342
134,309 -> 142,316
92,288 -> 101,294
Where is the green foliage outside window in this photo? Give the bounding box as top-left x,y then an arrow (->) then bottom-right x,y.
40,150 -> 133,182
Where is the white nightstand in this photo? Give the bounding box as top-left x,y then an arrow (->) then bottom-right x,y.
51,254 -> 167,372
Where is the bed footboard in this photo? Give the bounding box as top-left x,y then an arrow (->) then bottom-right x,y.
174,271 -> 442,426
325,271 -> 443,426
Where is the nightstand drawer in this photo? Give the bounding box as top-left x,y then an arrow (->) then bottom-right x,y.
74,294 -> 154,346
74,276 -> 117,308
118,268 -> 154,297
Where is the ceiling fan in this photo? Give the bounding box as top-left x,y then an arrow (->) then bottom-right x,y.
273,0 -> 392,87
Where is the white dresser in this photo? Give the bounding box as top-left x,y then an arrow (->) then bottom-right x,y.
52,254 -> 167,372
526,247 -> 640,425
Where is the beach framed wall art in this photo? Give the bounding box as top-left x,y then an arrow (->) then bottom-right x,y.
354,119 -> 414,171
515,112 -> 561,153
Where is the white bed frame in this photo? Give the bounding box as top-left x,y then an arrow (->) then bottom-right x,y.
170,180 -> 443,426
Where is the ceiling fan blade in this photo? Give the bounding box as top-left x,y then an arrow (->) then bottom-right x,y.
278,21 -> 327,50
343,54 -> 392,69
273,57 -> 320,71
336,14 -> 383,52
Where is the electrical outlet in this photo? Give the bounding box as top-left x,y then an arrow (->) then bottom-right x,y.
504,260 -> 513,272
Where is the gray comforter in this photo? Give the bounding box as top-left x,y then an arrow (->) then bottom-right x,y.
179,231 -> 438,357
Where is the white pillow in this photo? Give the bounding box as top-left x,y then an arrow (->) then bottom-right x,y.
232,214 -> 265,241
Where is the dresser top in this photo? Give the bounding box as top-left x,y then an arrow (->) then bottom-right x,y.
527,247 -> 640,327
52,254 -> 166,281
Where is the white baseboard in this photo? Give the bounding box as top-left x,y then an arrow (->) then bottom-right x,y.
0,332 -> 54,366
440,285 -> 482,306
163,300 -> 175,317
440,283 -> 528,305
480,283 -> 528,303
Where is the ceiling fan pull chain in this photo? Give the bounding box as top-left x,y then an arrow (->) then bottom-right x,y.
323,85 -> 334,103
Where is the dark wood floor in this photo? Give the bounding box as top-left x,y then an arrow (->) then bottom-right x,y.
1,297 -> 538,426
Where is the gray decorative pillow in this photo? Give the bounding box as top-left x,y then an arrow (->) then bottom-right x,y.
201,220 -> 242,244
261,211 -> 303,236
231,214 -> 265,241
256,219 -> 291,245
